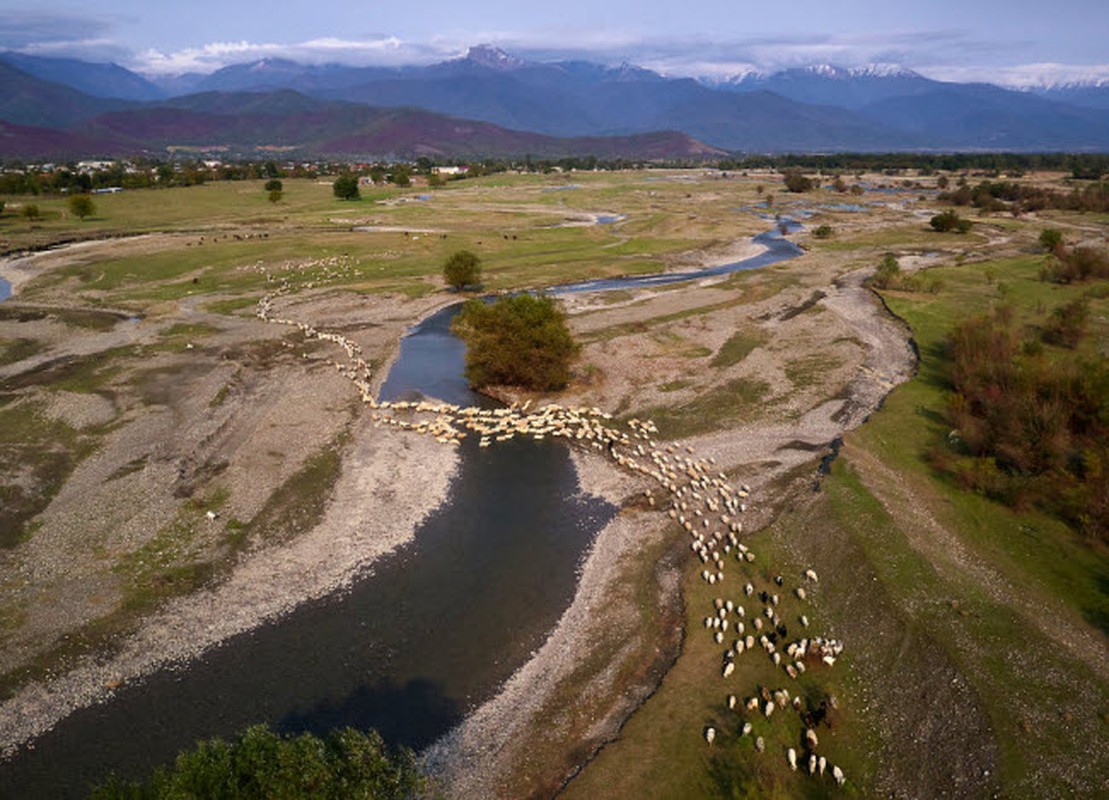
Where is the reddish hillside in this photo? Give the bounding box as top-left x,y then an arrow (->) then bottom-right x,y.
0,119 -> 139,160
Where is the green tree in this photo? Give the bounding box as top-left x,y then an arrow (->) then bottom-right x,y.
871,253 -> 901,289
90,724 -> 422,800
391,167 -> 411,187
930,209 -> 972,233
452,294 -> 578,391
1039,228 -> 1063,253
332,174 -> 360,201
442,249 -> 482,290
264,179 -> 283,192
782,169 -> 813,193
68,194 -> 96,220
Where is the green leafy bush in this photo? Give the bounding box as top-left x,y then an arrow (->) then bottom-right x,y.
452,294 -> 578,390
332,174 -> 360,201
90,724 -> 422,800
442,250 -> 482,290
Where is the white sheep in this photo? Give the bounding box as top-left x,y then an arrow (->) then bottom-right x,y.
741,722 -> 752,736
787,747 -> 797,771
722,661 -> 734,678
833,765 -> 845,786
804,568 -> 818,582
705,727 -> 716,746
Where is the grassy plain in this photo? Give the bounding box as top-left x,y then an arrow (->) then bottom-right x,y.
1,169 -> 1106,798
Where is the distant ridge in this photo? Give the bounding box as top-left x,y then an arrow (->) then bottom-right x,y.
1,48 -> 1107,155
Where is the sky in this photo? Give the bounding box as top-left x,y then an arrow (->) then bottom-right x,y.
1,1 -> 1107,86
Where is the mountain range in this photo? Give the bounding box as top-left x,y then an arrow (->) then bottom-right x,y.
1,45 -> 1108,161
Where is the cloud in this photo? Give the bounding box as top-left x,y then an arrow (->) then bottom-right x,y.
0,10 -> 114,48
0,9 -> 134,62
920,63 -> 1109,88
134,36 -> 459,75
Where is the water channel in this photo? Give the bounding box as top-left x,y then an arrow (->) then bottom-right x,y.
0,219 -> 803,798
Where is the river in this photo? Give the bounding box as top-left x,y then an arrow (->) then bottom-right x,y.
0,219 -> 804,798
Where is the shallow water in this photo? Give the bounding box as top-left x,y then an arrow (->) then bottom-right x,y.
0,277 -> 11,302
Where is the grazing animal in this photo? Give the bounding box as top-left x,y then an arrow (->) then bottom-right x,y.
833,765 -> 845,786
787,747 -> 797,771
755,736 -> 765,753
818,756 -> 827,776
741,722 -> 752,736
705,726 -> 716,745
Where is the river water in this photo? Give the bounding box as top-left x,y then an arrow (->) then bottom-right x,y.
0,219 -> 803,798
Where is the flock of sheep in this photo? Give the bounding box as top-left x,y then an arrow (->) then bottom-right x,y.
252,272 -> 849,789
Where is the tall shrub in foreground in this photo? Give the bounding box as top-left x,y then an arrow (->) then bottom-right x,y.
90,724 -> 422,799
452,294 -> 578,391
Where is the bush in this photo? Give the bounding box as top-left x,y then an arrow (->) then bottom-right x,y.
812,224 -> 833,239
1041,245 -> 1109,284
90,724 -> 422,800
268,189 -> 283,204
20,203 -> 40,220
452,294 -> 578,391
264,179 -> 283,192
1039,228 -> 1063,252
782,169 -> 813,193
442,250 -> 482,290
930,209 -> 972,233
942,307 -> 1109,540
332,174 -> 360,201
871,253 -> 901,289
1042,298 -> 1089,348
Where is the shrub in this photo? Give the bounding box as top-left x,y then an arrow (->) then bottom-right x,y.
871,253 -> 901,289
442,250 -> 482,290
68,194 -> 95,220
1039,228 -> 1063,252
264,179 -> 283,192
782,169 -> 813,193
942,307 -> 1109,540
332,174 -> 360,201
1041,245 -> 1109,283
20,203 -> 40,220
930,209 -> 971,233
812,224 -> 833,239
1042,298 -> 1089,348
452,294 -> 578,391
90,724 -> 422,800
268,189 -> 283,204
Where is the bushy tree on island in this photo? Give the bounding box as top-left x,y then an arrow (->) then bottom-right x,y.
90,724 -> 422,800
442,250 -> 482,290
332,174 -> 360,201
452,294 -> 578,391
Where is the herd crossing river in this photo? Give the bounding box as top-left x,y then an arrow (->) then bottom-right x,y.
1,219 -> 805,798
